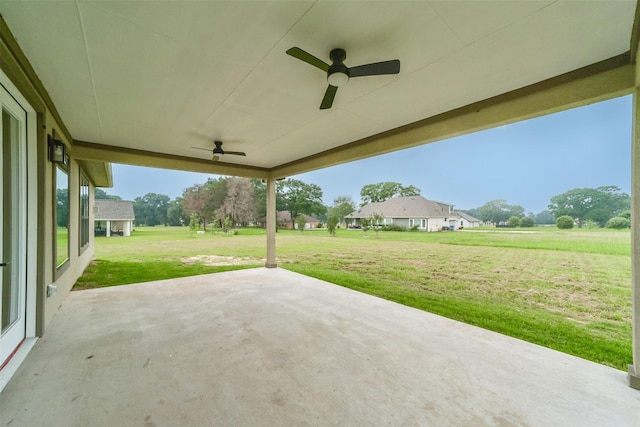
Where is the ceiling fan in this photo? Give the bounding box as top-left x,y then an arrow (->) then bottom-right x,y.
286,47 -> 400,110
191,140 -> 246,161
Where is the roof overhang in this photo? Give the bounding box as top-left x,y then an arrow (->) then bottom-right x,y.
0,1 -> 637,178
78,159 -> 113,188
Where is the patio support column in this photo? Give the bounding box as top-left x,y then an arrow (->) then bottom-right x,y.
630,54 -> 640,390
106,220 -> 111,237
265,178 -> 277,268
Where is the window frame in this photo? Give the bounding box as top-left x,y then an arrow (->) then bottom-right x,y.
54,158 -> 70,278
79,171 -> 90,253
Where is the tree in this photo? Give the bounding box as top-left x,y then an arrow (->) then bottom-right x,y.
133,193 -> 170,226
477,199 -> 524,224
370,212 -> 384,239
183,178 -> 227,231
507,216 -> 521,227
251,179 -> 267,222
277,179 -> 325,228
548,186 -> 630,227
361,217 -> 371,236
359,182 -> 420,206
56,188 -> 68,227
330,196 -> 356,225
556,215 -> 574,229
520,217 -> 534,227
327,215 -> 339,236
167,197 -> 188,226
95,188 -> 121,200
183,184 -> 209,230
296,214 -> 307,232
534,210 -> 555,225
188,213 -> 201,234
216,178 -> 255,228
203,178 -> 228,223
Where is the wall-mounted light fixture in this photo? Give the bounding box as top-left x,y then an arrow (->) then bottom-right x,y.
48,134 -> 68,165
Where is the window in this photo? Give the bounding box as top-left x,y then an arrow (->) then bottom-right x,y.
409,218 -> 426,229
55,162 -> 69,270
79,173 -> 90,251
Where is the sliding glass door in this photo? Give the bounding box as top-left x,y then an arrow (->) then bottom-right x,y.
0,84 -> 27,366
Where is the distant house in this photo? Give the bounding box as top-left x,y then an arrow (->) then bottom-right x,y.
95,200 -> 135,237
345,196 -> 481,231
455,211 -> 482,229
274,211 -> 320,230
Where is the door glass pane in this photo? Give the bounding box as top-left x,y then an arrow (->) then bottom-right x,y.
56,166 -> 69,267
2,108 -> 19,333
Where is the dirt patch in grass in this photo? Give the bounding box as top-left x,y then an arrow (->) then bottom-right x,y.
181,255 -> 264,266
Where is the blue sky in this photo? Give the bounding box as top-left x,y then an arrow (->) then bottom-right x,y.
109,95 -> 632,214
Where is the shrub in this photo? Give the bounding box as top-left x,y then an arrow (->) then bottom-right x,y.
520,217 -> 534,227
507,216 -> 521,227
556,215 -> 574,229
583,219 -> 600,229
606,216 -> 630,229
618,210 -> 631,220
382,224 -> 407,232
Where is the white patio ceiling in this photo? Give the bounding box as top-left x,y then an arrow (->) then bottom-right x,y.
1,1 -> 637,177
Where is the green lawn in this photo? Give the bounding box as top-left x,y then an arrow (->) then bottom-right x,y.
75,225 -> 632,370
56,227 -> 69,266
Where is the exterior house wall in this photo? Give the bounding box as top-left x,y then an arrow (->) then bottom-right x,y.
458,219 -> 481,228
1,29 -> 101,341
293,221 -> 319,230
428,217 -> 450,232
393,218 -> 410,228
41,110 -> 97,330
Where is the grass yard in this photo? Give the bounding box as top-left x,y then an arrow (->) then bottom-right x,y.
75,226 -> 632,370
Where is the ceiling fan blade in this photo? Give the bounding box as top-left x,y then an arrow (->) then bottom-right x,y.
191,146 -> 212,151
224,151 -> 246,156
349,59 -> 400,77
320,85 -> 338,110
286,47 -> 329,72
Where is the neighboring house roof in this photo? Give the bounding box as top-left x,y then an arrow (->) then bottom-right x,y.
345,196 -> 453,219
455,211 -> 481,223
95,200 -> 135,221
275,211 -> 319,223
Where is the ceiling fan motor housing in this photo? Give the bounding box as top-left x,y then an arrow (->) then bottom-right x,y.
213,140 -> 224,154
328,48 -> 349,86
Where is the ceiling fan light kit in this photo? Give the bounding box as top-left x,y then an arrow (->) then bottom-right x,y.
327,71 -> 349,87
287,46 -> 400,110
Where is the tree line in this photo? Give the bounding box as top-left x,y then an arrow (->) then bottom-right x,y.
96,180 -> 630,231
462,186 -> 630,229
97,178 -> 332,231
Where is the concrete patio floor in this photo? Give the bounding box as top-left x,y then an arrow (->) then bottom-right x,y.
1,267 -> 639,426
